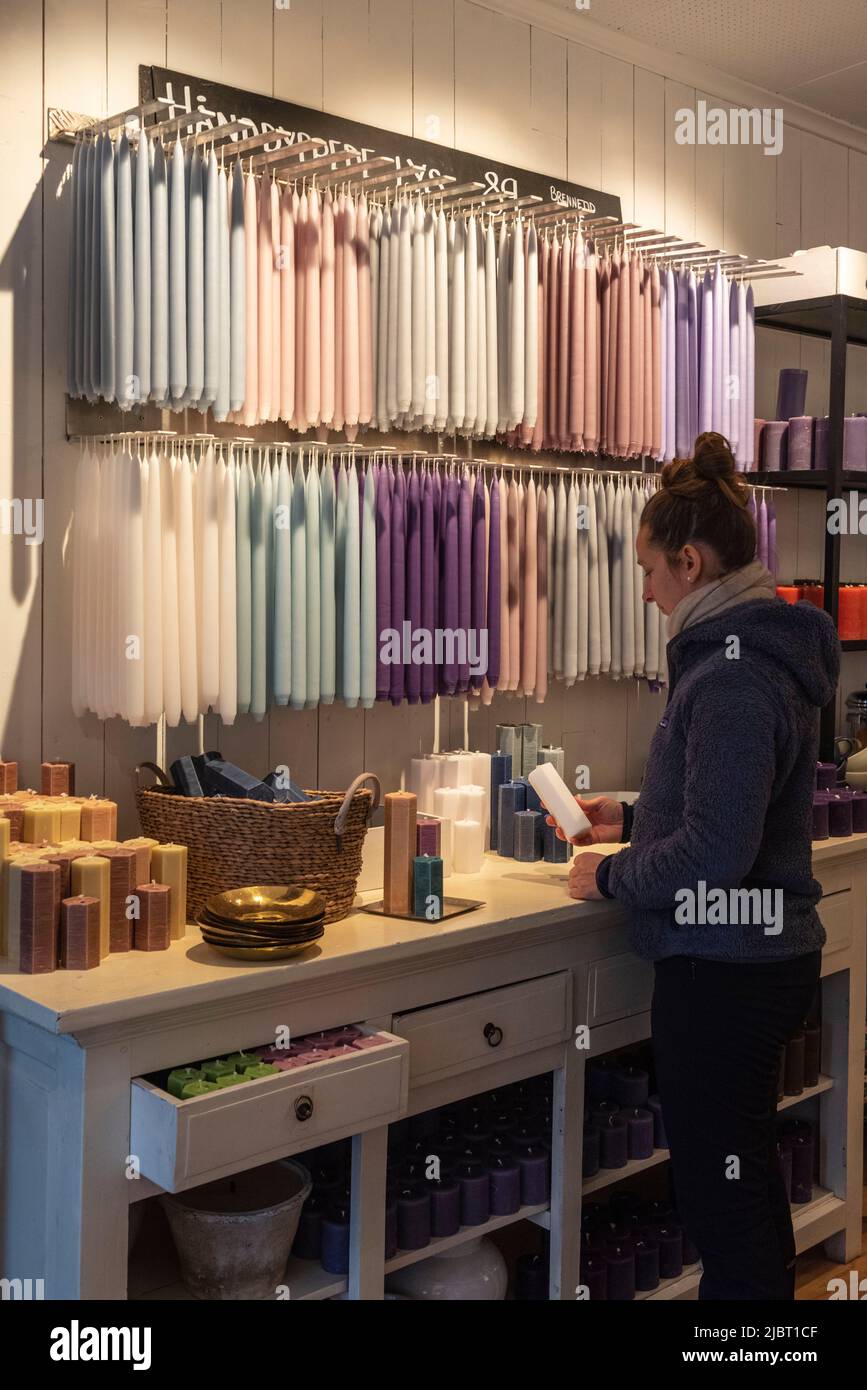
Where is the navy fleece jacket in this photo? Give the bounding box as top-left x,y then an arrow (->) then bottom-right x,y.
595,598 -> 841,962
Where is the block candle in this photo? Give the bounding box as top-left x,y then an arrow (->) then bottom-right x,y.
787,1131 -> 814,1204
46,849 -> 88,900
70,855 -> 111,958
514,810 -> 543,861
521,777 -> 543,814
520,723 -> 541,777
646,1095 -> 668,1149
383,791 -> 417,914
58,800 -> 82,841
458,784 -> 486,824
0,802 -> 24,840
215,1072 -> 245,1088
0,761 -> 18,793
41,761 -> 75,796
786,416 -> 813,470
60,895 -> 101,969
527,762 -> 591,840
452,819 -> 483,873
415,816 -> 441,858
622,1107 -> 654,1160
200,1058 -> 236,1083
167,1067 -> 202,1098
225,1051 -> 259,1073
150,844 -> 188,939
180,1079 -> 219,1099
413,855 -> 443,919
22,805 -> 61,845
80,799 -> 117,841
134,883 -> 171,950
497,781 -> 526,857
436,754 -> 461,788
537,745 -> 565,779
543,822 -> 571,863
496,724 -> 521,767
0,815 -> 9,860
489,753 -> 512,850
123,836 -> 159,885
242,1063 -> 279,1080
432,785 -> 461,821
410,757 -> 439,814
100,848 -> 137,952
18,862 -> 61,974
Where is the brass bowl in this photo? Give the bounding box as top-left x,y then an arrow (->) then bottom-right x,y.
198,916 -> 324,949
204,940 -> 323,962
204,885 -> 326,925
198,909 -> 324,938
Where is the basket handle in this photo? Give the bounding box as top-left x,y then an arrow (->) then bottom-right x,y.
334,772 -> 382,842
136,761 -> 173,788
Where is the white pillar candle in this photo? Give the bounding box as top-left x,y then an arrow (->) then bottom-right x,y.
453,819 -> 483,874
470,750 -> 492,848
418,758 -> 440,815
458,784 -> 486,825
433,786 -> 462,822
437,754 -> 461,789
527,762 -> 591,840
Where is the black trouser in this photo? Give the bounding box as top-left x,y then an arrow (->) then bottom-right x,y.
651,951 -> 821,1301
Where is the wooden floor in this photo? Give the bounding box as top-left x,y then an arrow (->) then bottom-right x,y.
796,1154 -> 866,1299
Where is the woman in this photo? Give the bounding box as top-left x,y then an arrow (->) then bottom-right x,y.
562,432 -> 840,1300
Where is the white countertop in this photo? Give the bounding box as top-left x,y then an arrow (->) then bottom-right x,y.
1,834 -> 864,1036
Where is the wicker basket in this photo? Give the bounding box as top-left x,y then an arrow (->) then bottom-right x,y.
135,767 -> 381,925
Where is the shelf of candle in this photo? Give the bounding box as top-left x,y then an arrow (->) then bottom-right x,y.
777,1074 -> 834,1112
384,1201 -> 550,1276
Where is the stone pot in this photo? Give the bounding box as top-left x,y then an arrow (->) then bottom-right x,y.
160,1160 -> 312,1300
384,1236 -> 507,1300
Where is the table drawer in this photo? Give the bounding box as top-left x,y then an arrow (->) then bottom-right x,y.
818,889 -> 853,956
587,953 -> 654,1026
130,1029 -> 408,1192
393,972 -> 571,1086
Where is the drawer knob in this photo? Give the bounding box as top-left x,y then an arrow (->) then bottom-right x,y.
294,1094 -> 314,1122
484,1022 -> 504,1048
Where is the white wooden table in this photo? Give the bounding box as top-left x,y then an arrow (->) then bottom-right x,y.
1,835 -> 864,1301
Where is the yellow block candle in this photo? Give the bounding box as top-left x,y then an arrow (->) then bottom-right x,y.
58,800 -> 82,841
70,855 -> 111,958
123,837 -> 158,886
150,844 -> 188,940
90,839 -> 120,852
0,816 -> 10,860
0,816 -> 11,955
22,804 -> 61,844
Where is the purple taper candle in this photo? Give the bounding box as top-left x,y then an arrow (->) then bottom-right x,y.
675,269 -> 690,456
767,496 -> 777,578
420,470 -> 436,702
486,473 -> 501,687
757,495 -> 768,568
376,462 -> 392,700
405,466 -> 422,704
442,472 -> 459,693
470,472 -> 487,690
687,269 -> 698,446
457,471 -> 472,690
390,465 -> 407,705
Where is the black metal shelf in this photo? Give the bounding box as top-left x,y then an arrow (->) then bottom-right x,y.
744,469 -> 867,492
756,295 -> 867,347
841,640 -> 867,652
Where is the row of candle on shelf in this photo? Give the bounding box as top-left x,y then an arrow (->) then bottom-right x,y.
812,787 -> 867,839
756,367 -> 867,472
584,1055 -> 666,1175
581,1194 -> 700,1299
0,792 -> 117,846
158,1027 -> 391,1100
778,584 -> 867,641
777,1021 -> 821,1099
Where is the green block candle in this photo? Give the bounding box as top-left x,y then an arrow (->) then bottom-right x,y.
200,1058 -> 237,1082
242,1063 -> 279,1080
413,855 -> 444,920
180,1079 -> 219,1099
225,1051 -> 260,1073
215,1072 -> 246,1088
167,1067 -> 203,1098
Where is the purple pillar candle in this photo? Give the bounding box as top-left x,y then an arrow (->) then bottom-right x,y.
762,420 -> 788,471
457,1160 -> 490,1225
599,1113 -> 628,1169
656,1225 -> 684,1280
813,415 -> 829,469
776,367 -> 807,421
787,416 -> 813,470
812,793 -> 831,840
844,415 -> 867,471
514,1144 -> 550,1204
611,1063 -> 650,1107
633,1235 -> 660,1291
680,1227 -> 701,1267
828,791 -> 854,837
587,1058 -> 617,1101
321,1203 -> 352,1273
489,1154 -> 521,1215
515,1252 -> 549,1300
580,1253 -> 607,1300
416,816 -> 441,857
647,1094 -> 668,1149
622,1106 -> 655,1160
490,1106 -> 515,1135
816,761 -> 838,790
600,1218 -> 632,1246
591,1100 -> 620,1126
396,1182 -> 431,1250
609,1192 -> 643,1225
583,1123 -> 601,1177
787,1132 -> 814,1204
777,1140 -> 793,1203
384,1191 -> 398,1258
604,1243 -> 636,1301
754,418 -> 766,465
292,1193 -> 324,1259
409,1108 -> 440,1140
850,790 -> 867,831
428,1178 -> 461,1237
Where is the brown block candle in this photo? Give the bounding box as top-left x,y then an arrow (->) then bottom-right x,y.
0,802 -> 24,840
18,862 -> 61,973
60,895 -> 101,969
134,883 -> 171,950
383,791 -> 417,915
0,761 -> 18,794
100,847 -> 137,952
41,761 -> 75,796
123,837 -> 159,886
80,799 -> 118,841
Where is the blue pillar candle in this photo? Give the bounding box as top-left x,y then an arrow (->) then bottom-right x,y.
514,810 -> 544,861
580,1253 -> 607,1300
611,1063 -> 650,1107
514,1144 -> 550,1204
413,854 -> 444,918
292,1194 -> 324,1259
488,1155 -> 521,1215
646,1094 -> 668,1149
656,1225 -> 683,1280
321,1203 -> 351,1273
520,723 -> 541,777
604,1244 -> 636,1301
543,821 -> 571,863
497,781 -> 527,857
396,1181 -> 431,1250
384,1191 -> 398,1258
520,776 -> 543,813
428,1178 -> 461,1237
489,751 -> 512,851
583,1123 -> 601,1177
587,1058 -> 617,1101
599,1113 -> 628,1168
457,1160 -> 491,1225
828,791 -> 854,837
515,1251 -> 549,1300
622,1106 -> 655,1160
634,1235 -> 660,1291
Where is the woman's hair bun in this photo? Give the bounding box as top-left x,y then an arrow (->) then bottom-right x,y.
692,431 -> 736,482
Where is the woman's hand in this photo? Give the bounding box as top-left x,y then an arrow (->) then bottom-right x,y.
546,795 -> 623,846
568,850 -> 607,900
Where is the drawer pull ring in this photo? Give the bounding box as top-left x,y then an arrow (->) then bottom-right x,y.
294,1095 -> 314,1122
484,1022 -> 503,1048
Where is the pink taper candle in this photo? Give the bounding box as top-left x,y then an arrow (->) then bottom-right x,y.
357,194 -> 373,425
242,172 -> 258,426
305,187 -> 321,426
343,194 -> 360,432
294,191 -> 307,431
319,187 -> 335,426
279,183 -> 295,423
257,174 -> 272,422
333,192 -> 345,432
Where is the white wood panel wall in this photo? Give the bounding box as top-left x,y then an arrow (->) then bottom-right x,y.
1,0 -> 864,828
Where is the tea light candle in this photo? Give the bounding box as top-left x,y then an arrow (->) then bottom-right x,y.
70,855 -> 111,958
100,848 -> 137,952
413,854 -> 443,919
41,761 -> 75,796
622,1107 -> 654,1160
452,819 -> 483,873
383,791 -> 417,915
167,1067 -> 202,1098
134,883 -> 171,950
150,844 -> 188,939
432,785 -> 461,821
497,781 -> 526,857
60,895 -> 101,969
489,751 -> 512,852
428,1178 -> 461,1237
79,798 -> 118,841
416,816 -> 441,858
0,760 -> 18,794
22,805 -> 61,845
123,836 -> 159,885
513,809 -> 543,862
18,862 -> 61,973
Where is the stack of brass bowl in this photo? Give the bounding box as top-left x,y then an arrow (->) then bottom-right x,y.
198,886 -> 326,960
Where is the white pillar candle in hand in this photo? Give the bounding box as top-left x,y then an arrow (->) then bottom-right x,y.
453,819 -> 483,874
527,762 -> 591,840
